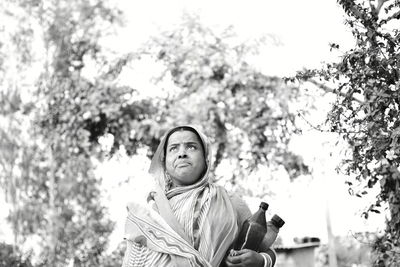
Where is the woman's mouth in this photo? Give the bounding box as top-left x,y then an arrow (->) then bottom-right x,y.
176,162 -> 190,168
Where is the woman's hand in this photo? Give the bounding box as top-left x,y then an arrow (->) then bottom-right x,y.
225,249 -> 264,267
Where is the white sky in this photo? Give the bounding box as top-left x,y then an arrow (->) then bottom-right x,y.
115,0 -> 355,75
0,0 -> 387,254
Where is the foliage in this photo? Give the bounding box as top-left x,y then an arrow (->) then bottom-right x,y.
0,243 -> 33,267
100,14 -> 310,188
99,242 -> 126,267
315,233 -> 375,267
0,0 -> 126,265
0,0 -> 41,249
295,0 -> 400,265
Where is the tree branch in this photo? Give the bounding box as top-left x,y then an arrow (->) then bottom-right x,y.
309,79 -> 364,104
383,10 -> 400,22
339,0 -> 368,22
375,0 -> 389,15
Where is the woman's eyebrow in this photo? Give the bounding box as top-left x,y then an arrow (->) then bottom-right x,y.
167,143 -> 178,147
168,141 -> 200,147
185,141 -> 200,146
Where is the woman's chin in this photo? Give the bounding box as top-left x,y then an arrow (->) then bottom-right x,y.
172,177 -> 198,187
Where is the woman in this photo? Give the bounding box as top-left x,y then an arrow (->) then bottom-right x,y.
122,125 -> 276,267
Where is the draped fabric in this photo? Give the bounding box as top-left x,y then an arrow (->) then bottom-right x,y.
122,126 -> 239,267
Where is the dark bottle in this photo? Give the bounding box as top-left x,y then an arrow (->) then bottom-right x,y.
259,214 -> 285,251
233,202 -> 269,251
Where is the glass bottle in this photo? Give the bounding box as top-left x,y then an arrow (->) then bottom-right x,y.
259,214 -> 285,251
233,202 -> 269,251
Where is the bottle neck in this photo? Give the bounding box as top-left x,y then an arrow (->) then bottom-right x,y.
252,207 -> 267,225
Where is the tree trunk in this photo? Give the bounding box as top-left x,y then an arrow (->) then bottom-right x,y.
49,147 -> 57,264
388,179 -> 400,242
326,198 -> 338,267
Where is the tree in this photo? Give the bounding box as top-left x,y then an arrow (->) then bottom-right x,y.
103,14 -> 311,194
0,0 -> 39,251
0,242 -> 33,267
1,0 -> 127,265
295,0 -> 400,265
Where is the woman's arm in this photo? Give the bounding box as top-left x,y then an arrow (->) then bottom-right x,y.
228,193 -> 252,227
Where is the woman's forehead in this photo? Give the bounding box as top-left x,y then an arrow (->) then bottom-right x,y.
167,130 -> 202,145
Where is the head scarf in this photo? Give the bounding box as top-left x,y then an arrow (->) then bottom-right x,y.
149,125 -> 212,198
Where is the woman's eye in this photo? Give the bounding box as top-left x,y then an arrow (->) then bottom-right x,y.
188,145 -> 196,150
169,146 -> 177,152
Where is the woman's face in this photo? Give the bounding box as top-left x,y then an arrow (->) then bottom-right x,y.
165,130 -> 206,187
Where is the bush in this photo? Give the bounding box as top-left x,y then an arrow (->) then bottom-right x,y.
0,242 -> 33,267
315,233 -> 375,267
99,241 -> 126,267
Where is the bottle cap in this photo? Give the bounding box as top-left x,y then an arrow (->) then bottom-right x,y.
259,202 -> 269,211
271,214 -> 285,228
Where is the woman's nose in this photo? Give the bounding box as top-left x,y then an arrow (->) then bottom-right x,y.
177,147 -> 188,158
